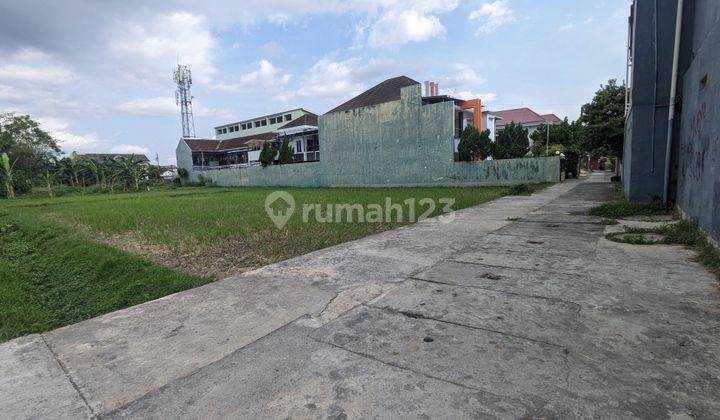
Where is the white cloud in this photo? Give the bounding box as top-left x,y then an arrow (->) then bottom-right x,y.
442,63 -> 486,88
559,23 -> 574,31
0,48 -> 75,85
296,56 -> 366,100
116,97 -> 176,117
110,144 -> 150,155
37,117 -> 106,152
291,54 -> 407,104
441,88 -> 497,103
586,16 -> 595,23
470,0 -> 516,34
353,0 -> 459,47
115,96 -> 233,121
109,11 -> 217,83
367,10 -> 446,47
239,60 -> 291,86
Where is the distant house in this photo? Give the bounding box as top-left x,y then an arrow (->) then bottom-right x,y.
76,153 -> 150,164
175,75 -> 559,187
178,111 -> 319,170
494,108 -> 563,146
273,113 -> 320,163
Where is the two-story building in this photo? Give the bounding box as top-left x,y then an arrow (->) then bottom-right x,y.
177,109 -> 319,171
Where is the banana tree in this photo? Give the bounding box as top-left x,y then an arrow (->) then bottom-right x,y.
81,159 -> 101,186
69,151 -> 80,187
43,169 -> 56,198
1,152 -> 16,199
113,155 -> 147,191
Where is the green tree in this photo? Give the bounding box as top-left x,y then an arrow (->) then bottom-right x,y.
495,122 -> 529,159
0,113 -> 61,195
458,127 -> 494,161
278,137 -> 293,164
530,118 -> 588,156
81,158 -> 101,186
259,142 -> 275,167
580,79 -> 626,158
43,169 -> 56,198
112,155 -> 147,191
458,126 -> 480,161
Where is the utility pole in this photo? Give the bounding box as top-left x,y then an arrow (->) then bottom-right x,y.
545,124 -> 550,156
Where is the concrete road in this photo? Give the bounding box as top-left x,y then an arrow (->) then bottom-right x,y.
3,172 -> 720,419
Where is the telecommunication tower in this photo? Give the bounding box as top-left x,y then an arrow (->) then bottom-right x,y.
173,64 -> 196,138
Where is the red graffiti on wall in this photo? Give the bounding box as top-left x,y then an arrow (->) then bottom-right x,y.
681,142 -> 706,181
691,102 -> 707,137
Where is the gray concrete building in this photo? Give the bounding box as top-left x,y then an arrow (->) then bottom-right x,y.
623,0 -> 719,244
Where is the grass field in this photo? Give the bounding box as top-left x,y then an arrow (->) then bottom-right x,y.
0,183 -> 550,341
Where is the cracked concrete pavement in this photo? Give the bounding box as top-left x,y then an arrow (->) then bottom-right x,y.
2,172 -> 720,418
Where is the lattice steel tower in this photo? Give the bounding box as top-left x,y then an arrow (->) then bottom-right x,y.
173,64 -> 196,138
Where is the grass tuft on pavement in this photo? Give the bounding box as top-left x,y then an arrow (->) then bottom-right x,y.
606,220 -> 720,279
590,197 -> 668,219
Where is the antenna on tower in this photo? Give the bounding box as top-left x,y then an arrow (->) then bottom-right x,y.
173,64 -> 196,138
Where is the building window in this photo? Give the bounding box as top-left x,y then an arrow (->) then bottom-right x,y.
295,140 -> 302,153
229,126 -> 235,133
222,128 -> 227,134
234,125 -> 239,131
285,114 -> 291,121
261,119 -> 267,126
269,117 -> 276,124
306,134 -> 319,152
216,129 -> 222,135
255,121 -> 261,128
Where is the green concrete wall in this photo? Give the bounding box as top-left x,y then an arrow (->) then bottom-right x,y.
177,84 -> 560,187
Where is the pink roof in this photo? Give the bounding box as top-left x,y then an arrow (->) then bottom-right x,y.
541,113 -> 562,124
494,108 -> 546,127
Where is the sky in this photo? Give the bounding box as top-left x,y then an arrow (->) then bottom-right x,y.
0,0 -> 631,165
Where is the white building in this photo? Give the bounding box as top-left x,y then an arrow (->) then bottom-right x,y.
214,108 -> 314,140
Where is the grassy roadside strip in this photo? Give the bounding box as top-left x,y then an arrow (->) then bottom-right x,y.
0,182 -> 553,342
0,211 -> 212,342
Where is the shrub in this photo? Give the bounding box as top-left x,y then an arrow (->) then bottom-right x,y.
495,123 -> 529,159
259,142 -> 275,167
508,184 -> 530,195
278,137 -> 293,164
458,127 -> 494,161
177,167 -> 189,179
589,197 -> 667,218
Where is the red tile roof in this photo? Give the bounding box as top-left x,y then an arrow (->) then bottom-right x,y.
278,113 -> 318,129
325,76 -> 420,114
541,113 -> 562,124
494,108 -> 546,128
218,132 -> 275,150
183,139 -> 220,152
183,132 -> 275,152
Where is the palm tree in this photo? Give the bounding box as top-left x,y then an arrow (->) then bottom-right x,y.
1,152 -> 16,199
